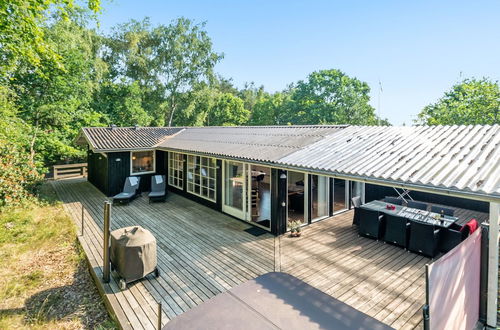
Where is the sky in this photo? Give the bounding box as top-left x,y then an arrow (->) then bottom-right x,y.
95,0 -> 500,125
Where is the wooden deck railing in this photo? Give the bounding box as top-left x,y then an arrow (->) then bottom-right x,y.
53,163 -> 87,180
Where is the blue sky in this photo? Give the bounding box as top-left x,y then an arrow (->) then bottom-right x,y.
96,1 -> 500,125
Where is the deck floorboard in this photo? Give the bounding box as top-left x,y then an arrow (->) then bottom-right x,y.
52,178 -> 489,329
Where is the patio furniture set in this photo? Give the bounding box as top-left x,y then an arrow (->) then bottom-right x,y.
112,175 -> 167,204
352,196 -> 478,258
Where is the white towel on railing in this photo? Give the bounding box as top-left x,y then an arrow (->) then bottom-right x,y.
155,175 -> 163,185
129,176 -> 138,186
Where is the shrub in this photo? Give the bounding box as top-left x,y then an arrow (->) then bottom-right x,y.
0,141 -> 43,208
0,86 -> 43,208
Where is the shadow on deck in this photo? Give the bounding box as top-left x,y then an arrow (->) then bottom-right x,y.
52,178 -> 488,330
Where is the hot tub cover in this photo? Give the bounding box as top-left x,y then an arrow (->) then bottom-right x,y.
110,226 -> 157,283
163,272 -> 394,329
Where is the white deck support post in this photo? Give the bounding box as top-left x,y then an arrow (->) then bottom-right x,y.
487,202 -> 499,327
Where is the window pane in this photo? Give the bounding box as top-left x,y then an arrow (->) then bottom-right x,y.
184,155 -> 216,201
168,152 -> 184,189
132,151 -> 154,173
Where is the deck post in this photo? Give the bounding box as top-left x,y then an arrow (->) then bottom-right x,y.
81,204 -> 85,236
157,301 -> 162,330
480,223 -> 489,323
487,202 -> 499,327
103,201 -> 111,283
423,264 -> 430,330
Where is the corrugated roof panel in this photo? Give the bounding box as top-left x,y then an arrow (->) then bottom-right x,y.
79,124 -> 499,198
278,125 -> 500,196
158,125 -> 346,162
80,127 -> 184,151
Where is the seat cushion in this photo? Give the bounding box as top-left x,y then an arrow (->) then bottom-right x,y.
148,191 -> 166,198
114,192 -> 134,200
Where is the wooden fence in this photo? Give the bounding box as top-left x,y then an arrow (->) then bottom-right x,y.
53,163 -> 87,180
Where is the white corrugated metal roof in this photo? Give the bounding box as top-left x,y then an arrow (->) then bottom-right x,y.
80,124 -> 500,199
157,126 -> 346,162
278,125 -> 500,197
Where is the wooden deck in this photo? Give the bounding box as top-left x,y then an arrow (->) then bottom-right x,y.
52,178 -> 488,330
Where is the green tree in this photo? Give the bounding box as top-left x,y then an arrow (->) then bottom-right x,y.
103,17 -> 223,126
174,86 -> 249,126
0,86 -> 43,208
237,82 -> 267,115
209,93 -> 249,126
417,78 -> 500,125
10,11 -> 104,165
287,69 -> 381,125
249,92 -> 292,125
0,0 -> 101,78
174,86 -> 215,126
93,81 -> 153,126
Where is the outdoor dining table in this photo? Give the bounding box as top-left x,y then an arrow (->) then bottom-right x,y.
360,200 -> 459,228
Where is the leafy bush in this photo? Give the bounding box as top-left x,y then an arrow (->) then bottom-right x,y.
0,143 -> 43,208
0,86 -> 43,208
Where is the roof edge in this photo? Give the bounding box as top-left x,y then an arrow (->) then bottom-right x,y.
156,145 -> 499,202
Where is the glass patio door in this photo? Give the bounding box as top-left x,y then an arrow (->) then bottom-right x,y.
333,178 -> 348,213
311,175 -> 330,222
287,171 -> 308,229
222,160 -> 247,219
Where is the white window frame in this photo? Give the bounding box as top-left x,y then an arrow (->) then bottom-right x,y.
130,150 -> 156,175
168,152 -> 184,189
186,155 -> 217,202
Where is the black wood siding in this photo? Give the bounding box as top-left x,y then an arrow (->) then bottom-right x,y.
156,151 -> 167,175
87,150 -> 108,195
107,152 -> 131,196
271,169 -> 287,235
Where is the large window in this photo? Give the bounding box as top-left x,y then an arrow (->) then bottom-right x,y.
311,175 -> 329,221
187,155 -> 217,201
168,152 -> 184,189
131,150 -> 155,175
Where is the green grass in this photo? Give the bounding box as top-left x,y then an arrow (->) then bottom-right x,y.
0,183 -> 118,329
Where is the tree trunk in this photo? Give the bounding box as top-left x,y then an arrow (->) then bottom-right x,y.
29,127 -> 38,163
29,117 -> 39,163
167,95 -> 176,127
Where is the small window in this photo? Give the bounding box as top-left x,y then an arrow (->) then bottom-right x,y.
131,150 -> 155,175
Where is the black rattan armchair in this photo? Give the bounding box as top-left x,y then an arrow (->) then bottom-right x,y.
358,208 -> 385,240
430,205 -> 455,216
408,221 -> 440,258
384,214 -> 410,248
384,196 -> 403,205
351,196 -> 361,226
407,200 -> 428,211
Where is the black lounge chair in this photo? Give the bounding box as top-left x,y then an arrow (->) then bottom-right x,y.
358,208 -> 384,240
408,221 -> 440,258
384,196 -> 403,205
384,214 -> 410,248
113,176 -> 141,204
430,205 -> 455,216
149,175 -> 166,203
407,200 -> 428,211
351,196 -> 361,226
